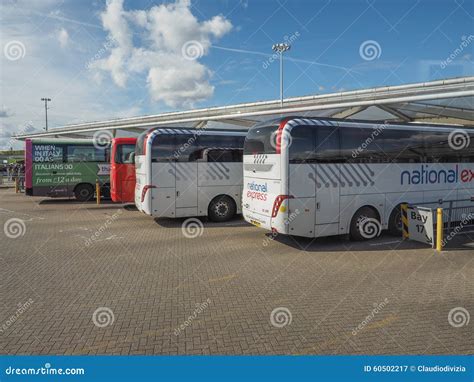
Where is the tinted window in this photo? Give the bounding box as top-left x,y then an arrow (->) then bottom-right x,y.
341,126 -> 387,163
381,129 -> 424,163
244,126 -> 278,154
174,134 -> 200,162
32,144 -> 64,163
66,145 -> 108,162
115,144 -> 135,164
289,126 -> 316,163
151,135 -> 176,162
199,134 -> 245,149
315,126 -> 340,163
206,149 -> 243,162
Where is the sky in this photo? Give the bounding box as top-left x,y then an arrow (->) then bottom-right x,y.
0,0 -> 473,148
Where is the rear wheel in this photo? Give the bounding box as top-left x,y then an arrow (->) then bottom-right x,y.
208,195 -> 236,222
349,207 -> 381,241
74,183 -> 94,202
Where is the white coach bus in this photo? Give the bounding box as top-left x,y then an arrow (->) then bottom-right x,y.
243,117 -> 474,240
135,128 -> 246,221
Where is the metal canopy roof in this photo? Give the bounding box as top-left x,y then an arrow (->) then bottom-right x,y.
15,76 -> 474,140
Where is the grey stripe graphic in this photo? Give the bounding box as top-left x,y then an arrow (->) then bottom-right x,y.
306,164 -> 375,188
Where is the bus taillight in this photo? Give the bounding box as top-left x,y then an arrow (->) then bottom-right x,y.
141,185 -> 156,203
272,195 -> 294,218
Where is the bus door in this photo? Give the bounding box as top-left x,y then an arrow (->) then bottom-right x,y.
314,126 -> 340,237
174,134 -> 198,217
175,161 -> 198,216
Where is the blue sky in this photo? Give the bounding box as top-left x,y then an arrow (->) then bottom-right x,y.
0,0 -> 473,147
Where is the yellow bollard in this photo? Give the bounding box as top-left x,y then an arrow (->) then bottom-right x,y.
15,178 -> 19,193
96,179 -> 100,205
436,208 -> 443,251
401,203 -> 409,239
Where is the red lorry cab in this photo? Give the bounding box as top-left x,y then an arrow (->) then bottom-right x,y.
110,137 -> 137,203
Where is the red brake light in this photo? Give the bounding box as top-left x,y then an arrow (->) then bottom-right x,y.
141,185 -> 156,203
272,195 -> 294,218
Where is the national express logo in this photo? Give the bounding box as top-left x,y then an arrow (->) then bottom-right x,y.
247,181 -> 268,201
401,165 -> 474,185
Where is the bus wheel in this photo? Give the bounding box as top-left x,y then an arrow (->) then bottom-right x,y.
208,195 -> 236,222
74,184 -> 94,202
349,207 -> 381,241
388,205 -> 403,237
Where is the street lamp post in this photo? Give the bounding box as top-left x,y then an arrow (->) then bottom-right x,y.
41,97 -> 51,131
272,43 -> 290,107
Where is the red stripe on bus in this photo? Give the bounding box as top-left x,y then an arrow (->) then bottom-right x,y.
275,118 -> 291,154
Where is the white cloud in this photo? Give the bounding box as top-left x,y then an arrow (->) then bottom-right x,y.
92,0 -> 233,107
57,28 -> 69,48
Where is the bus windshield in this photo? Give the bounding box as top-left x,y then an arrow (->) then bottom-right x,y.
115,144 -> 136,164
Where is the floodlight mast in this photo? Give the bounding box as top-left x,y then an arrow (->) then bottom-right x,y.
272,43 -> 291,107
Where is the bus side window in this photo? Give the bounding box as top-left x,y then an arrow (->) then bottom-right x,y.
380,129 -> 424,163
288,126 -> 316,163
315,126 -> 340,163
151,135 -> 176,162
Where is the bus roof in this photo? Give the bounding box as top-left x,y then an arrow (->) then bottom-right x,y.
27,138 -> 107,144
256,117 -> 474,132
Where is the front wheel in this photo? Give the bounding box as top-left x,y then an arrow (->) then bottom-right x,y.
349,207 -> 382,241
208,195 -> 236,222
74,184 -> 94,202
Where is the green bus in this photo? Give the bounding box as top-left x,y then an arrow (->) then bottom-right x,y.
25,138 -> 111,201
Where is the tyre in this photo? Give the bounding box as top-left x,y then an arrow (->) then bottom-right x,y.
349,207 -> 381,241
74,183 -> 94,202
208,195 -> 236,222
388,205 -> 403,237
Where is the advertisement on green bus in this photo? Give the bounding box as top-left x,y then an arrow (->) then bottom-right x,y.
25,139 -> 110,201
